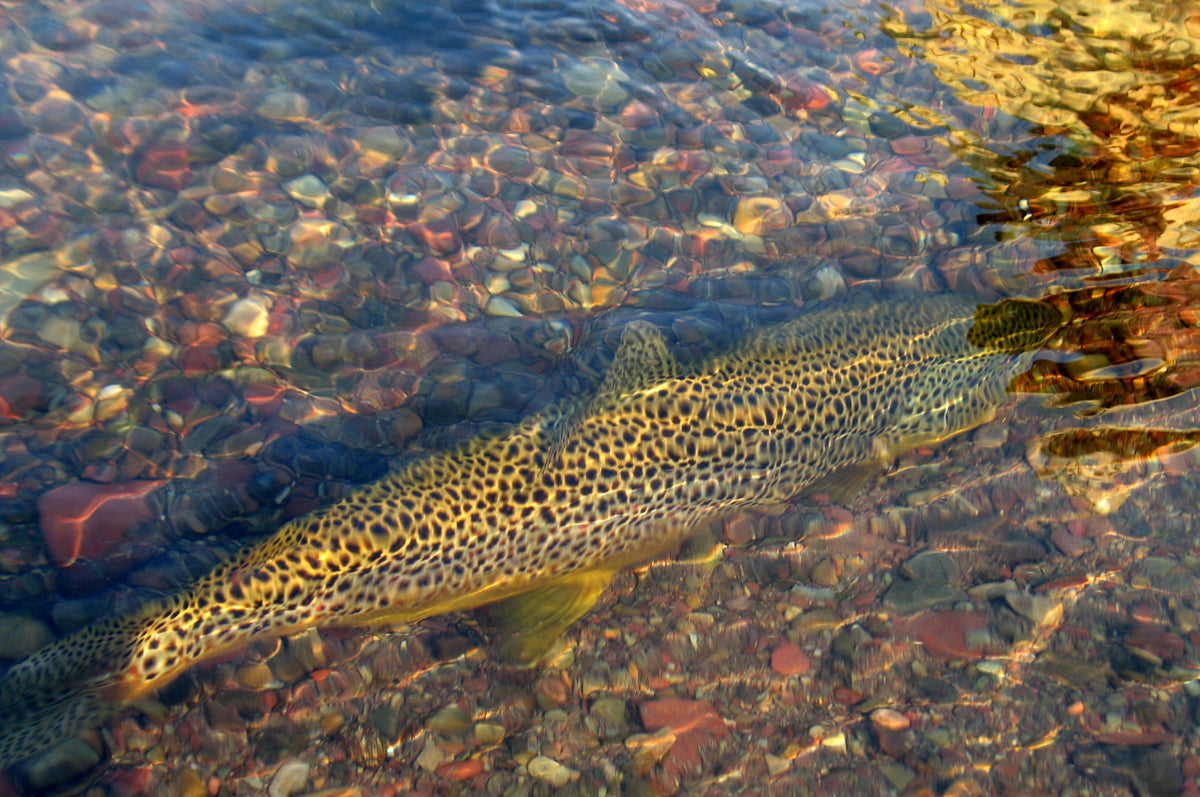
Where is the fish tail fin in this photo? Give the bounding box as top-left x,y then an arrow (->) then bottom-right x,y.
969,297 -> 1066,352
0,612 -> 154,771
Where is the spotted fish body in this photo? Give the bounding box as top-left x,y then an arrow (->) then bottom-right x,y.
0,293 -> 1062,768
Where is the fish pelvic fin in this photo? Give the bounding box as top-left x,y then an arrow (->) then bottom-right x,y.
486,569 -> 614,665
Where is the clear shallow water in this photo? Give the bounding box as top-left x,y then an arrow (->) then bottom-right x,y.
1,0 -> 1200,794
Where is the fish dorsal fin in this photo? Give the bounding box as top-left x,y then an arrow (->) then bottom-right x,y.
596,320 -> 677,404
968,298 -> 1064,353
544,321 -> 675,468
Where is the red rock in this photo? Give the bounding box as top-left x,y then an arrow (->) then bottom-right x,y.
38,480 -> 163,566
724,515 -> 756,545
896,611 -> 1000,659
1051,525 -> 1090,558
770,642 -> 810,676
639,697 -> 728,739
178,344 -> 219,376
242,382 -> 285,414
437,758 -> 483,782
832,686 -> 862,705
100,766 -> 154,797
778,77 -> 830,111
1092,730 -> 1174,746
410,210 -> 461,255
411,256 -> 454,284
136,142 -> 192,191
0,375 -> 41,421
638,697 -> 729,792
1125,624 -> 1186,663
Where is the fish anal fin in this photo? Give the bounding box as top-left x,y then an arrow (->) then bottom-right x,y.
799,462 -> 880,505
486,570 -> 613,665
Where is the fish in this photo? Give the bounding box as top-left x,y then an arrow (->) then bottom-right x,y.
0,291 -> 1064,770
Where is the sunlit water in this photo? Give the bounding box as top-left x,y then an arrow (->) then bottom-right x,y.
1,0 -> 1200,794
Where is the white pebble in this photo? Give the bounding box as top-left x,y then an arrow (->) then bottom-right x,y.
527,755 -> 577,787
267,761 -> 310,797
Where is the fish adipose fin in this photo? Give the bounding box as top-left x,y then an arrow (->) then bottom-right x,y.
487,569 -> 614,665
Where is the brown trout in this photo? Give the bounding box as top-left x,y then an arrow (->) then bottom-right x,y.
0,292 -> 1063,769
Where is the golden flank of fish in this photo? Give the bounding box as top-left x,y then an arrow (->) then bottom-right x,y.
0,292 -> 1064,769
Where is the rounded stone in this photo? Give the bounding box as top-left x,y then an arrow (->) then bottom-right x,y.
223,296 -> 271,339
732,196 -> 793,235
258,91 -> 312,123
267,761 -> 310,797
527,755 -> 576,787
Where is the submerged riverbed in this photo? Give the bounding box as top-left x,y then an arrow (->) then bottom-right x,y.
2,1 -> 1200,795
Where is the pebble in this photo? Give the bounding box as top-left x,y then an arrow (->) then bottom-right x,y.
527,755 -> 577,787
282,174 -> 332,208
223,296 -> 271,339
1003,591 -> 1062,627
427,706 -> 472,734
235,662 -> 278,690
167,768 -> 206,797
588,696 -> 632,739
0,613 -> 54,659
562,59 -> 630,106
37,479 -> 163,566
484,296 -> 523,317
416,736 -> 445,772
13,733 -> 103,793
259,91 -> 312,122
770,641 -> 811,676
267,761 -> 310,797
473,722 -> 506,745
732,196 -> 793,235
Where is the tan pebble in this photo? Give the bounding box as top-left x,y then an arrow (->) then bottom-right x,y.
236,662 -> 278,690
416,736 -> 445,772
259,91 -> 311,122
36,316 -> 82,350
870,708 -> 910,732
267,761 -> 310,797
526,755 -> 577,787
427,706 -> 472,734
168,768 -> 206,797
764,753 -> 791,776
973,423 -> 1009,449
320,713 -> 346,735
484,296 -> 523,317
732,196 -> 793,235
473,722 -> 505,745
810,557 -> 839,587
625,728 -> 676,774
943,778 -> 987,797
0,188 -> 35,208
223,296 -> 270,339
283,175 -> 331,209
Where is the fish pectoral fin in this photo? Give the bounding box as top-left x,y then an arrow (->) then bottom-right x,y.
486,569 -> 614,665
797,461 -> 880,505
